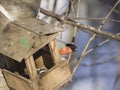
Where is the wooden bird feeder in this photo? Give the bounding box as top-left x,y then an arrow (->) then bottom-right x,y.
0,18 -> 72,90
0,1 -> 72,89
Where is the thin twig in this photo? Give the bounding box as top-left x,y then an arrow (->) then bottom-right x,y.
65,0 -> 71,17
86,33 -> 120,56
70,0 -> 76,17
100,0 -> 120,15
70,55 -> 117,67
68,0 -> 81,63
74,17 -> 120,23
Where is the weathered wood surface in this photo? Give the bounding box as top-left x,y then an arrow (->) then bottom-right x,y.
25,56 -> 40,90
0,20 -> 59,62
25,33 -> 58,59
0,69 -> 9,90
0,23 -> 38,62
40,61 -> 72,90
25,56 -> 37,80
35,56 -> 45,68
3,69 -> 32,90
0,0 -> 40,34
13,18 -> 61,35
0,12 -> 9,32
49,39 -> 61,64
3,61 -> 72,90
0,0 -> 40,21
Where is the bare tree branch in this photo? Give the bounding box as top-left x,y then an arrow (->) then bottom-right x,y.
40,7 -> 120,41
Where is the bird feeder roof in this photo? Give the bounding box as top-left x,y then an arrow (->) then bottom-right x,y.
0,18 -> 60,62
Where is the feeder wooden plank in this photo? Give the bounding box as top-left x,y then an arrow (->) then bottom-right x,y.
0,0 -> 40,20
25,33 -> 58,59
3,69 -> 32,90
0,12 -> 9,32
40,61 -> 72,90
13,18 -> 62,35
0,22 -> 58,62
0,23 -> 39,62
35,56 -> 45,68
49,39 -> 61,64
25,56 -> 40,90
25,56 -> 37,80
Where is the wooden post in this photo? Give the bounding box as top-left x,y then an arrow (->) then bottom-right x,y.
49,39 -> 61,64
25,56 -> 37,80
25,56 -> 39,90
